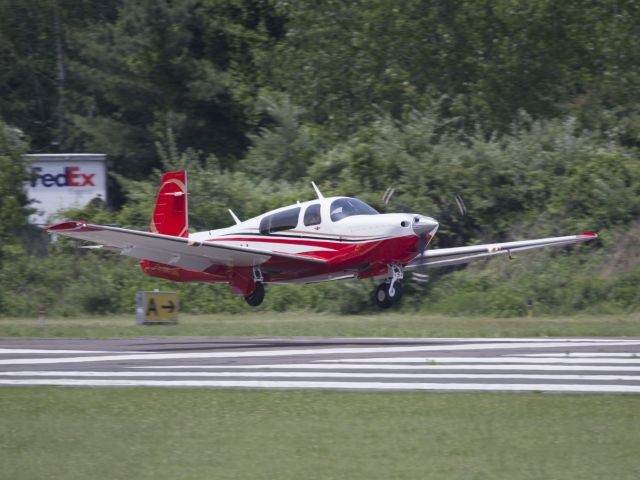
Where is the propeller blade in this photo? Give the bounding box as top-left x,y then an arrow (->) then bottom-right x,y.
454,194 -> 466,216
383,187 -> 395,205
413,272 -> 430,283
418,233 -> 426,256
412,216 -> 438,257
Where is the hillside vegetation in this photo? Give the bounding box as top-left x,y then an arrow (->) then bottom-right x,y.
1,1 -> 639,316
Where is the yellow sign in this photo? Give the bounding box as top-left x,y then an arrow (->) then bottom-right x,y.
137,291 -> 178,324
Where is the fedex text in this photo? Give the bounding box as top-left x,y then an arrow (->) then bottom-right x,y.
31,166 -> 96,188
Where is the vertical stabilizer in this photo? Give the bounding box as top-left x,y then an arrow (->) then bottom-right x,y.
150,171 -> 188,237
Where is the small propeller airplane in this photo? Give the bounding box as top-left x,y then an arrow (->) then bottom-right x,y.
47,171 -> 597,308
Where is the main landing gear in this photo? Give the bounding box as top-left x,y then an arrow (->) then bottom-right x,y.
374,264 -> 404,308
245,282 -> 265,306
244,266 -> 265,307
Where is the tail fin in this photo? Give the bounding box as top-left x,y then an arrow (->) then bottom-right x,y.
150,171 -> 188,237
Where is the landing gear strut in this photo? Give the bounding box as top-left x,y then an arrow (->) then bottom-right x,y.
374,264 -> 404,308
244,266 -> 265,307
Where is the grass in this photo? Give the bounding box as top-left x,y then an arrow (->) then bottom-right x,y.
0,311 -> 640,338
0,388 -> 638,480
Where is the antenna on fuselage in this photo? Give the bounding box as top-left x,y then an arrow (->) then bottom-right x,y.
311,181 -> 324,200
228,209 -> 241,225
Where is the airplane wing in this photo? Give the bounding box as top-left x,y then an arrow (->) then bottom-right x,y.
47,221 -> 327,271
406,232 -> 597,270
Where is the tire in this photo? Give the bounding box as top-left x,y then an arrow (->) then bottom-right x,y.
374,283 -> 393,308
245,282 -> 265,307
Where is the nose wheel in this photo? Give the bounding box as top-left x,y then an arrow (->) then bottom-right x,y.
375,281 -> 403,308
374,264 -> 404,308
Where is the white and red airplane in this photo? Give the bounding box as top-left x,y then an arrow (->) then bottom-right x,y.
47,171 -> 597,308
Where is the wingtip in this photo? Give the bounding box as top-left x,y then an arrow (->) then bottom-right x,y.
579,232 -> 598,238
46,220 -> 88,232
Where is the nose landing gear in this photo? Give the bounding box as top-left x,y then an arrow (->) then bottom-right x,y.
374,264 -> 404,308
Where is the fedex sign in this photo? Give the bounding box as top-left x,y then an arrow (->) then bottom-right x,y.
31,166 -> 96,188
24,154 -> 107,224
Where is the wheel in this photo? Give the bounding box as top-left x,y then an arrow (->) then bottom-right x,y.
374,283 -> 393,308
374,281 -> 403,308
244,282 -> 265,307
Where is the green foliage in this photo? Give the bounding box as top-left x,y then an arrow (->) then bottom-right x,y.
0,120 -> 31,242
65,0 -> 286,175
2,1 -> 640,316
265,1 -> 640,136
241,94 -> 328,182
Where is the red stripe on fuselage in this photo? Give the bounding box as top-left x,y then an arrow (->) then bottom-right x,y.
206,235 -> 383,248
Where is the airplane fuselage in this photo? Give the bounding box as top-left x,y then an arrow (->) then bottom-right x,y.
141,196 -> 439,287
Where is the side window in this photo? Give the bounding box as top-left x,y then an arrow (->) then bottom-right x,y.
303,203 -> 322,226
259,207 -> 301,234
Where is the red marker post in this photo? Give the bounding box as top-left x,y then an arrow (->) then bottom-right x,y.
38,304 -> 46,325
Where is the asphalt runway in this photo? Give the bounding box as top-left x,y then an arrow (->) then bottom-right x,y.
1,336 -> 640,393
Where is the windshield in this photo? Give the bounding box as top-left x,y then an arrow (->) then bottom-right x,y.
330,198 -> 379,222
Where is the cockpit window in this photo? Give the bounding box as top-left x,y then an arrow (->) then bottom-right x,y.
259,207 -> 301,234
330,198 -> 379,222
304,203 -> 322,226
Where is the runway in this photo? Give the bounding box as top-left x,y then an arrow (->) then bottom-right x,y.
1,336 -> 640,393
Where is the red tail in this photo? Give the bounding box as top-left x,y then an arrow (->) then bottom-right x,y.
150,171 -> 188,237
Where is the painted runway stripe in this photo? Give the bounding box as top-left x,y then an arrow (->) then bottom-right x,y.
4,371 -> 640,381
2,378 -> 640,393
2,340 -> 639,365
516,353 -> 640,358
344,337 -> 640,343
132,364 -> 640,372
0,349 -> 112,354
321,357 -> 640,364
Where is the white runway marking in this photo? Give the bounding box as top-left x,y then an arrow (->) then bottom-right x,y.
0,349 -> 111,354
344,337 -> 640,343
320,357 -> 640,364
2,337 -> 640,393
131,363 -> 640,372
517,353 -> 640,358
1,340 -> 638,365
2,378 -> 640,393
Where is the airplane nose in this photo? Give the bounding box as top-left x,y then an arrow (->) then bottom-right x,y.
412,215 -> 439,236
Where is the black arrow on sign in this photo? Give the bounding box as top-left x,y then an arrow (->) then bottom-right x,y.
161,301 -> 175,313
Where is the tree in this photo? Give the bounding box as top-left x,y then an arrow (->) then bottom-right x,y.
0,120 -> 31,243
0,0 -> 120,151
66,0 -> 286,176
